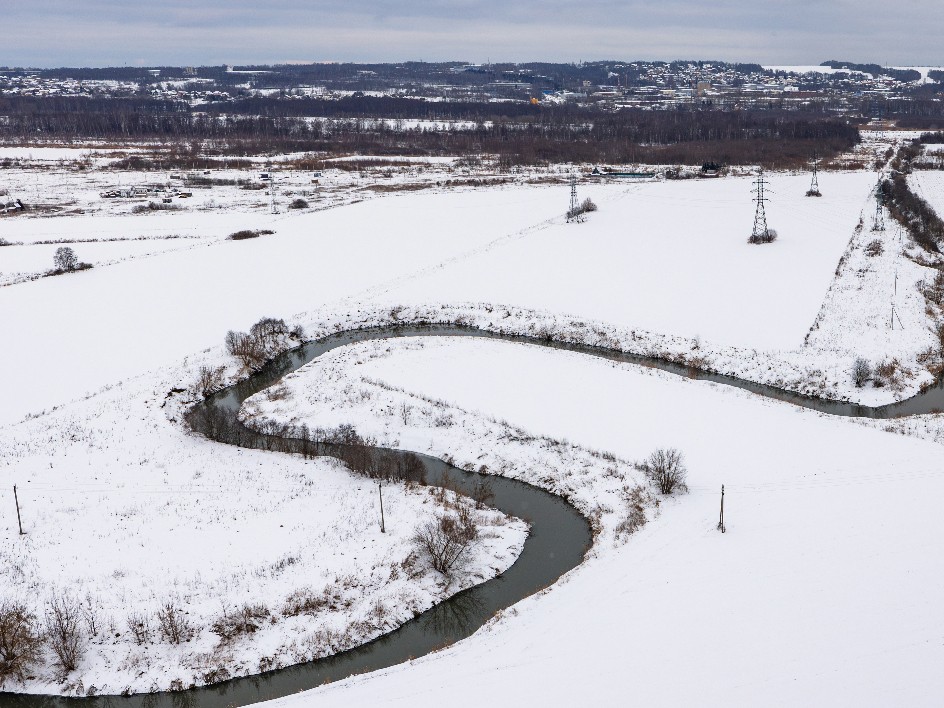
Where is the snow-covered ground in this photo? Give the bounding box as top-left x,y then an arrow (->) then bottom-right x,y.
255,335 -> 944,708
3,132 -> 944,700
373,172 -> 874,351
0,186 -> 567,426
0,366 -> 526,694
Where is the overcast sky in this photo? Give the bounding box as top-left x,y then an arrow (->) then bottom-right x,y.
3,1 -> 943,68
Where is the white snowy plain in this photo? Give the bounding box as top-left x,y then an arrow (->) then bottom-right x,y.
256,335 -> 944,708
2,146 -> 943,701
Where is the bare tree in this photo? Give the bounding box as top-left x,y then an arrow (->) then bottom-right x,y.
53,246 -> 78,272
641,448 -> 689,495
412,507 -> 479,576
0,600 -> 44,687
193,364 -> 226,398
45,591 -> 85,674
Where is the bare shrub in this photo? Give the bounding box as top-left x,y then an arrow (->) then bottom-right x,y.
412,507 -> 479,576
193,365 -> 226,398
283,587 -> 329,617
865,239 -> 884,257
131,201 -> 180,214
45,591 -> 85,673
228,229 -> 273,240
289,198 -> 309,209
0,600 -> 44,687
640,448 -> 689,495
211,603 -> 270,642
156,601 -> 193,645
567,196 -> 598,222
615,484 -> 652,539
852,357 -> 872,387
873,359 -> 902,389
748,228 -> 778,244
126,611 -> 150,645
80,595 -> 100,638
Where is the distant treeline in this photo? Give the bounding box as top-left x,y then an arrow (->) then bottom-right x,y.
820,60 -> 922,83
0,95 -> 858,168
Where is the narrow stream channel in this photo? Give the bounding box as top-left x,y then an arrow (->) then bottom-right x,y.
8,324 -> 941,707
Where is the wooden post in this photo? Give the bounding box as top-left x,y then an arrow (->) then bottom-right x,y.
13,485 -> 24,535
379,482 -> 385,534
717,484 -> 725,533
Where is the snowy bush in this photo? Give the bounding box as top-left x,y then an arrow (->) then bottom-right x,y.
211,604 -> 270,642
126,611 -> 150,645
0,600 -> 44,686
412,507 -> 479,576
640,448 -> 689,495
289,198 -> 309,209
852,357 -> 873,388
748,229 -> 778,245
45,591 -> 85,674
156,601 -> 193,645
615,484 -> 655,539
873,359 -> 902,390
567,197 -> 598,222
865,239 -> 884,257
227,228 -> 274,240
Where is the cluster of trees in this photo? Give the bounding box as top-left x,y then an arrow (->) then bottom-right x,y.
225,317 -> 302,371
0,93 -> 860,168
881,174 -> 944,253
819,60 -> 921,83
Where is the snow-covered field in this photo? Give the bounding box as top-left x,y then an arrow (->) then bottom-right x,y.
0,186 -> 567,426
2,133 -> 944,701
258,335 -> 944,708
375,172 -> 874,351
0,367 -> 526,694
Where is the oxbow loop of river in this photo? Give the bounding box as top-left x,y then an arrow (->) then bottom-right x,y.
10,324 -> 943,707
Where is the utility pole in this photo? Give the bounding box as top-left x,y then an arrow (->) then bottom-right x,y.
872,173 -> 885,232
378,482 -> 385,533
269,171 -> 279,214
717,484 -> 725,533
749,173 -> 772,243
13,485 -> 24,535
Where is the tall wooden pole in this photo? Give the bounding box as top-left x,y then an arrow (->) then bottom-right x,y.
717,484 -> 725,534
379,482 -> 385,534
13,485 -> 24,535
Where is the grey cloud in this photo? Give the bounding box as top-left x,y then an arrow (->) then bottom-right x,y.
2,1 -> 942,67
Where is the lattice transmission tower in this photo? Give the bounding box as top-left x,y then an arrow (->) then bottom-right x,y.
872,173 -> 885,232
806,154 -> 821,197
566,172 -> 579,222
748,173 -> 773,243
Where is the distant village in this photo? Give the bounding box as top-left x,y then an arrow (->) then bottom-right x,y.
1,60 -> 940,113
